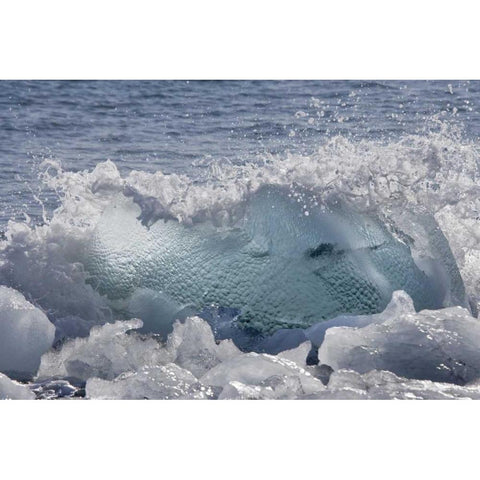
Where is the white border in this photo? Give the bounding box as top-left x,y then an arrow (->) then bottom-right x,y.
1,400 -> 478,479
1,0 -> 479,79
1,1 -> 479,478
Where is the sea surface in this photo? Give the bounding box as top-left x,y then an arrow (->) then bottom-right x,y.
0,80 -> 478,226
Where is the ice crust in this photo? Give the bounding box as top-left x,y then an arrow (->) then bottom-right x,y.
0,286 -> 55,379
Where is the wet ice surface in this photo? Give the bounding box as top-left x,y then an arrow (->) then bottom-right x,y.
1,291 -> 477,399
87,365 -> 214,400
319,304 -> 480,385
0,286 -> 55,380
0,373 -> 35,400
312,370 -> 480,400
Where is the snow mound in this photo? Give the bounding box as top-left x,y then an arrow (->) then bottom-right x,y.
0,373 -> 35,400
0,286 -> 55,379
86,364 -> 214,400
318,296 -> 480,384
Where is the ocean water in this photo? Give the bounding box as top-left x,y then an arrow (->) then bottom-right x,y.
1,80 -> 478,226
2,80 -> 480,399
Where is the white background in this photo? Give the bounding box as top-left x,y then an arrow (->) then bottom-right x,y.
1,1 -> 479,479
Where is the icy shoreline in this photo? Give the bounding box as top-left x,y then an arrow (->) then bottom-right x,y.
2,290 -> 480,400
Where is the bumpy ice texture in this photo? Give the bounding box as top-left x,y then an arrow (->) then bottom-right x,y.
86,184 -> 463,335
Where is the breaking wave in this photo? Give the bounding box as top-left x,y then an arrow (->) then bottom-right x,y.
3,121 -> 480,399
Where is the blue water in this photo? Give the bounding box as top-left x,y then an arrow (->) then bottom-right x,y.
1,80 -> 479,226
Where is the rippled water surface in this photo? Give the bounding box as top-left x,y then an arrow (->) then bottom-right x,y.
1,80 -> 479,225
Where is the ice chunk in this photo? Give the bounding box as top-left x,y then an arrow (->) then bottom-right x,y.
36,319 -> 171,382
86,185 -> 461,336
246,291 -> 416,355
304,290 -> 415,347
277,341 -> 312,367
86,364 -> 214,399
0,372 -> 35,400
0,286 -> 55,379
313,369 -> 480,400
200,352 -> 325,396
219,376 -> 306,400
319,304 -> 480,384
166,317 -> 241,377
218,381 -> 271,400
